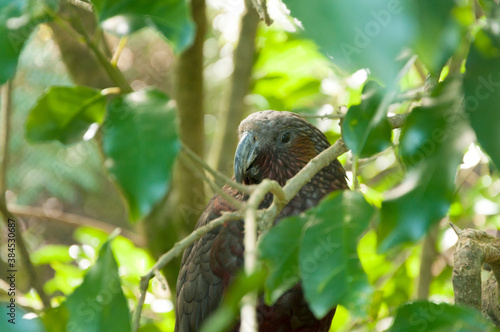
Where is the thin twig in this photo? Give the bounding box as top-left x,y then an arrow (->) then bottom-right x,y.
251,0 -> 273,25
178,153 -> 245,211
0,81 -> 51,309
414,59 -> 428,83
183,145 -> 255,194
59,13 -> 133,93
450,222 -> 463,236
67,0 -> 93,12
8,204 -> 144,246
388,113 -> 408,128
132,211 -> 243,332
302,113 -> 345,119
352,155 -> 359,191
301,106 -> 348,119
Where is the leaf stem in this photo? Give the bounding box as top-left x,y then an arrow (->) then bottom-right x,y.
352,155 -> 359,191
55,13 -> 133,93
111,36 -> 129,67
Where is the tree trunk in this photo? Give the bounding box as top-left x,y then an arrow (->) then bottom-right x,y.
143,0 -> 207,296
208,0 -> 259,175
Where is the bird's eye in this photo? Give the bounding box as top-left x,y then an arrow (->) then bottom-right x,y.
281,132 -> 291,143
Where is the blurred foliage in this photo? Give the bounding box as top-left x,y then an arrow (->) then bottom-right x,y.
379,79 -> 472,251
25,86 -> 107,144
390,302 -> 495,331
343,82 -> 392,158
92,0 -> 194,53
1,0 -> 500,331
103,89 -> 180,221
0,0 -> 59,84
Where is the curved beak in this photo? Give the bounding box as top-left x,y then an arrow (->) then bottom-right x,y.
234,131 -> 258,183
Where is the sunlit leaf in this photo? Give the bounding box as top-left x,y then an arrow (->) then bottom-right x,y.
46,262 -> 84,295
112,236 -> 154,278
65,237 -> 131,332
91,0 -> 194,53
389,301 -> 495,331
74,226 -> 109,248
259,216 -> 306,304
379,79 -> 472,251
283,0 -> 414,83
31,245 -> 72,265
463,28 -> 500,170
25,86 -> 106,145
0,0 -> 57,84
102,89 -> 180,221
299,191 -> 374,318
342,81 -> 391,158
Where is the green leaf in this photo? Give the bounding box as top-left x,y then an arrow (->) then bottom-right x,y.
65,237 -> 131,332
0,305 -> 46,332
408,0 -> 463,74
463,28 -> 500,170
102,89 -> 180,221
31,244 -> 72,265
0,0 -> 57,84
25,86 -> 107,145
41,305 -> 69,332
259,216 -> 307,304
379,79 -> 472,251
283,0 -> 414,83
342,82 -> 392,158
299,191 -> 374,318
91,0 -> 194,53
389,301 -> 496,332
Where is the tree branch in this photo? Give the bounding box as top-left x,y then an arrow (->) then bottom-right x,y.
251,0 -> 273,25
416,225 -> 437,299
178,152 -> 246,211
67,0 -> 93,12
8,204 -> 144,246
240,179 -> 285,332
53,11 -> 132,92
451,222 -> 500,326
0,81 -> 51,309
183,144 -> 254,195
209,0 -> 260,175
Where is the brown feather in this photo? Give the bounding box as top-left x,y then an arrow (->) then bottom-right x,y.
175,111 -> 348,332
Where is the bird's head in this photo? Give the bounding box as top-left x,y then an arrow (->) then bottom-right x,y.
234,110 -> 331,186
